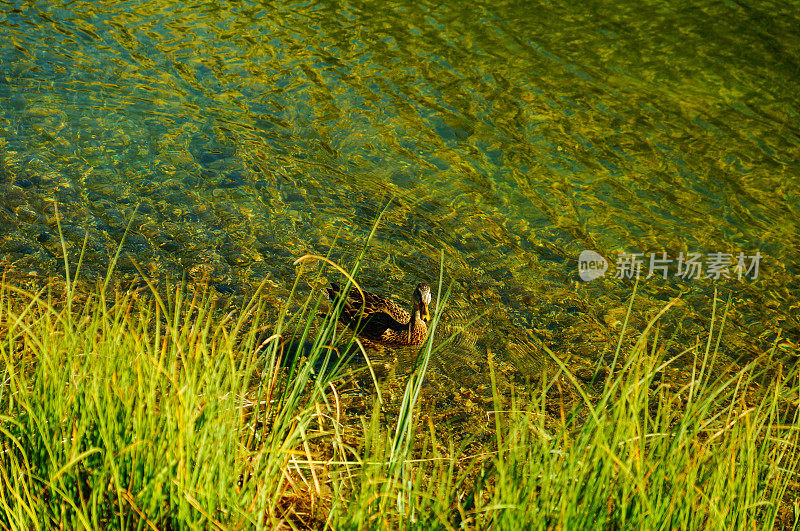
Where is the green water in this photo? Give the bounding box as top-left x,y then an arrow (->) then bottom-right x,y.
1,0 -> 798,395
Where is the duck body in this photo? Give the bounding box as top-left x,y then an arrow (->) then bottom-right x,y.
325,282 -> 432,346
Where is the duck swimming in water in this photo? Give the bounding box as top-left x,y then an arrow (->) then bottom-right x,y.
324,282 -> 432,346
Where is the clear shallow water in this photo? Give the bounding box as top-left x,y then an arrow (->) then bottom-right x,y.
1,0 -> 798,393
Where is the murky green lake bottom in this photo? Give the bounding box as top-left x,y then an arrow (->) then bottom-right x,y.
1,0 -> 798,414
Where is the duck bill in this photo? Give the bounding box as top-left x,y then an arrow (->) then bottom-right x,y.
420,302 -> 431,322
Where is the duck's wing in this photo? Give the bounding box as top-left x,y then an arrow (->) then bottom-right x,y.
326,282 -> 411,328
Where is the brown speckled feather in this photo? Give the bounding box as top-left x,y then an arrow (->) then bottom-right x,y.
325,282 -> 429,346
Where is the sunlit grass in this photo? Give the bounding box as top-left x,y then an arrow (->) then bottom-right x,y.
0,222 -> 798,529
327,291 -> 800,530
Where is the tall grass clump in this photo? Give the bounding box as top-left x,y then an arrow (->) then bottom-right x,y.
0,204 -> 396,529
327,253 -> 462,529
463,293 -> 799,529
326,290 -> 800,530
0,268 -> 348,529
0,208 -> 798,529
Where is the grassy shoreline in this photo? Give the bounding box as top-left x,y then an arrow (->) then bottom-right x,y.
1,265 -> 798,529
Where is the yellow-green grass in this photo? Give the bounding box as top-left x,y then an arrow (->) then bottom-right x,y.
0,211 -> 798,528
1,266 -> 798,529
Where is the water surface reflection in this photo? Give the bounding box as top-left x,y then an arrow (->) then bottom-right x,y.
0,0 -> 797,399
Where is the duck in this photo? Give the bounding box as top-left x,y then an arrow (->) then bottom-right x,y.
324,281 -> 432,346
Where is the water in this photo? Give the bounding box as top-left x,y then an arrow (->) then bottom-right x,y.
1,0 -> 798,400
